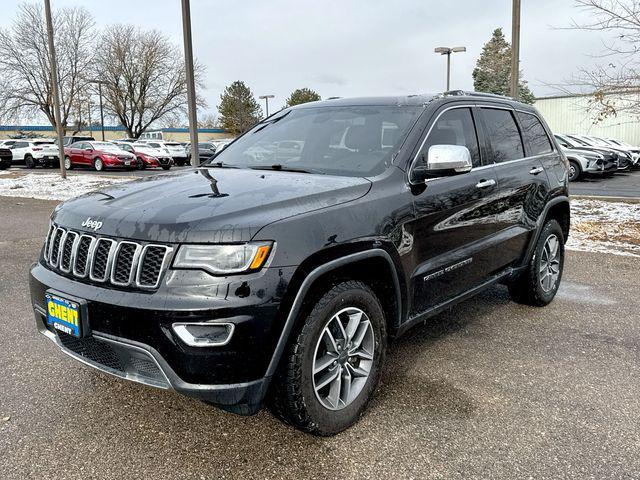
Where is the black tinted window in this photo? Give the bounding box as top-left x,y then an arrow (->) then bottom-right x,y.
482,108 -> 524,163
418,108 -> 481,167
516,112 -> 553,155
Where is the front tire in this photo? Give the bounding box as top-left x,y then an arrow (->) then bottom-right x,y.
161,165 -> 171,170
25,155 -> 35,169
93,157 -> 104,172
508,219 -> 565,306
136,157 -> 146,170
270,280 -> 387,436
568,160 -> 582,182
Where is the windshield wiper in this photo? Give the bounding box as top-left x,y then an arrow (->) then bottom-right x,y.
201,161 -> 239,168
249,164 -> 324,174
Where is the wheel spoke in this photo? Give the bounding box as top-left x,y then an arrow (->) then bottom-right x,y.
349,320 -> 370,351
345,311 -> 363,342
332,313 -> 348,341
315,365 -> 340,391
350,349 -> 373,361
346,362 -> 369,378
325,366 -> 343,408
322,327 -> 339,354
314,353 -> 337,374
341,368 -> 352,405
548,236 -> 559,258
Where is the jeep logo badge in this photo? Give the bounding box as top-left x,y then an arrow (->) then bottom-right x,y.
81,217 -> 103,231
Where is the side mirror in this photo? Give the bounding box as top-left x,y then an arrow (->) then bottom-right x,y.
412,144 -> 472,182
85,147 -> 93,152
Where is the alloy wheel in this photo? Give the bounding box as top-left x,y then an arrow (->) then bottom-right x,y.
312,307 -> 375,411
539,234 -> 561,292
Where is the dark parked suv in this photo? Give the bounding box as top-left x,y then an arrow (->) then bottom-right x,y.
29,92 -> 570,435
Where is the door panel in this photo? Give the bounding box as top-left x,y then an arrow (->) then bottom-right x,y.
407,166 -> 502,315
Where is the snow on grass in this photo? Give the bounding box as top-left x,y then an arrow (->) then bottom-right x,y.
0,172 -> 131,201
567,199 -> 640,257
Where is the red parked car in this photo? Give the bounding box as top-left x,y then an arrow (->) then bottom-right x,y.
114,142 -> 173,170
63,141 -> 137,171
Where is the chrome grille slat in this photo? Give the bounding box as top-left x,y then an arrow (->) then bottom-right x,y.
42,224 -> 170,290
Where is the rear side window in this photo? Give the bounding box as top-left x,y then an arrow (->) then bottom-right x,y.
482,108 -> 524,163
417,108 -> 481,168
516,112 -> 553,155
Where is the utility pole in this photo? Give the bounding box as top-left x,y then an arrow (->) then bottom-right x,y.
44,0 -> 66,179
181,0 -> 199,166
434,46 -> 466,91
259,95 -> 275,117
510,0 -> 521,99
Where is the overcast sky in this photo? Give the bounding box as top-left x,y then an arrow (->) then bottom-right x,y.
1,0 -> 610,121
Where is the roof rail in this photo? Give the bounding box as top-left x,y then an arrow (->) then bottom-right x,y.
443,90 -> 516,101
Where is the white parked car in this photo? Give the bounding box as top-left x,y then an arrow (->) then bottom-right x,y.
137,140 -> 188,166
7,139 -> 60,168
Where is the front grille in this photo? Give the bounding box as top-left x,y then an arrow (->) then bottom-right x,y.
43,225 -> 171,290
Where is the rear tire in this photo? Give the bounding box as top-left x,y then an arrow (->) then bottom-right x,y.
64,156 -> 73,170
269,280 -> 387,436
25,155 -> 35,169
568,160 -> 582,181
136,157 -> 146,170
161,165 -> 171,170
93,157 -> 104,172
508,219 -> 564,306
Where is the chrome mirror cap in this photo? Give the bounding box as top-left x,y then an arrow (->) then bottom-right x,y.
427,144 -> 473,173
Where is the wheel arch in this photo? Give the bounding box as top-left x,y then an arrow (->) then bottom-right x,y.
264,248 -> 404,380
521,196 -> 570,265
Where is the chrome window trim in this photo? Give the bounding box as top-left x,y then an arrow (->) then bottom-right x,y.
89,238 -> 117,283
135,244 -> 173,290
513,109 -> 557,156
73,234 -> 96,278
110,241 -> 143,287
59,231 -> 79,273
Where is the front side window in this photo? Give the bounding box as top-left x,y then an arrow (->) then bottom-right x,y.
482,108 -> 524,163
516,112 -> 553,156
413,108 -> 481,175
207,105 -> 423,177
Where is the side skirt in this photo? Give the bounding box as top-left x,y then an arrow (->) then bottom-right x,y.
395,267 -> 513,337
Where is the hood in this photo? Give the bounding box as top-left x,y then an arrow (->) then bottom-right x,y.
53,168 -> 371,243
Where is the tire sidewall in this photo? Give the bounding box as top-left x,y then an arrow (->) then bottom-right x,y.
298,285 -> 386,435
568,161 -> 580,181
94,157 -> 104,171
25,155 -> 35,168
532,220 -> 565,304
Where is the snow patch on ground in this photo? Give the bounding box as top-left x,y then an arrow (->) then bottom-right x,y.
567,199 -> 640,257
0,173 -> 131,201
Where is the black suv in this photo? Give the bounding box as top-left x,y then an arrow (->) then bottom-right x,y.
29,92 -> 570,435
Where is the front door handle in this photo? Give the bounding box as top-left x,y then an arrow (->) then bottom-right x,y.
475,179 -> 496,189
529,166 -> 544,175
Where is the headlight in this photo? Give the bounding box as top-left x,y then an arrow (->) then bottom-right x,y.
173,242 -> 273,275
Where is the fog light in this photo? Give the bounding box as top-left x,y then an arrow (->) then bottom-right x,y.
172,322 -> 234,347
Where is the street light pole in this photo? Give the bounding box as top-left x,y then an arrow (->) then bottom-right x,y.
88,80 -> 108,141
44,0 -> 66,179
181,0 -> 199,167
259,95 -> 275,117
434,46 -> 466,91
510,0 -> 521,99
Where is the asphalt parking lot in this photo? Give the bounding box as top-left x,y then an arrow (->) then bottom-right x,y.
1,197 -> 639,479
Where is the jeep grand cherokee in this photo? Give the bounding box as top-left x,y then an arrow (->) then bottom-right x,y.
30,91 -> 570,435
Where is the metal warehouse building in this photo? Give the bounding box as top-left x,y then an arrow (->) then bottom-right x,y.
534,92 -> 640,145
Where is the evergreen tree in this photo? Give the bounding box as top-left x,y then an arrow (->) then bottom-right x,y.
284,88 -> 321,108
218,81 -> 262,135
472,28 -> 535,104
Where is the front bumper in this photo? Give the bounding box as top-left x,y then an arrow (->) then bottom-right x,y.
29,261 -> 296,414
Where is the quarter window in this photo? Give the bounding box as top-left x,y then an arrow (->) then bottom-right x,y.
416,108 -> 481,171
516,112 -> 553,155
482,108 -> 524,163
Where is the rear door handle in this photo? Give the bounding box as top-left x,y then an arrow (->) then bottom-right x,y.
475,179 -> 496,189
529,166 -> 544,175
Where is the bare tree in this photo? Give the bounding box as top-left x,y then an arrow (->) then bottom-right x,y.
198,113 -> 220,128
95,25 -> 205,138
0,3 -> 94,133
568,0 -> 640,120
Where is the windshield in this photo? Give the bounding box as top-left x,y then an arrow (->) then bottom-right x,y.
205,105 -> 423,177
